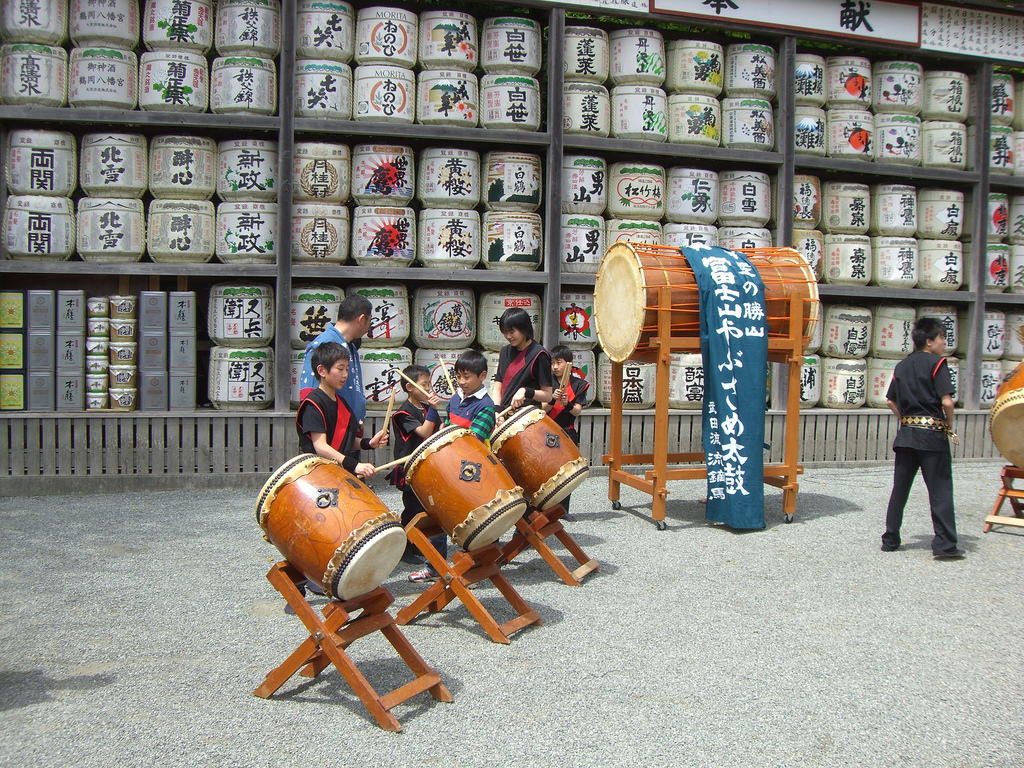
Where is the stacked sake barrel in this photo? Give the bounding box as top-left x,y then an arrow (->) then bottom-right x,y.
207,283 -> 275,410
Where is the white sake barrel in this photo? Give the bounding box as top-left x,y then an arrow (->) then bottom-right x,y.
666,38 -> 722,96
419,10 -> 476,72
417,208 -> 480,268
666,167 -> 718,225
872,304 -> 915,359
1011,246 -> 1024,293
871,236 -> 917,288
292,203 -> 348,264
416,69 -> 477,126
87,372 -> 109,394
1002,359 -> 1019,386
350,206 -> 415,266
1014,132 -> 1024,176
820,357 -> 866,409
870,184 -> 917,237
826,109 -> 873,159
76,198 -> 145,262
607,162 -> 665,221
70,0 -> 138,47
208,283 -> 274,347
482,211 -> 541,271
210,55 -> 277,115
417,147 -> 479,210
293,142 -> 350,204
557,291 -> 597,350
988,72 -> 1015,127
294,60 -> 352,119
5,129 -> 76,196
667,93 -> 720,146
138,51 -> 208,112
349,283 -> 410,348
1004,313 -> 1024,359
1,43 -> 67,106
804,308 -> 823,354
351,143 -> 414,205
480,74 -> 541,131
722,97 -> 773,150
149,135 -> 216,200
718,170 -> 770,228
107,386 -> 138,411
873,61 -> 922,114
215,201 -> 276,264
823,235 -> 871,286
963,243 -> 1009,293
723,42 -> 774,99
963,192 -> 1009,242
289,347 -> 305,407
2,0 -> 67,44
413,347 -> 464,402
354,5 -> 416,67
353,64 -> 415,123
610,85 -> 667,142
567,349 -> 596,402
483,151 -> 541,212
598,354 -> 656,409
981,360 -> 1003,407
559,213 -> 604,275
825,56 -> 870,108
822,304 -> 871,359
413,286 -> 475,350
794,105 -> 826,156
481,16 -> 540,76
477,290 -> 539,352
3,195 -> 75,260
215,0 -> 281,57
289,284 -> 343,350
799,354 -> 821,409
793,53 -> 825,107
874,114 -> 921,165
563,83 -> 610,138
918,239 -> 962,290
208,346 -> 273,410
921,120 -> 966,169
922,70 -> 968,121
916,304 -> 957,351
563,26 -> 608,85
609,27 -> 665,87
86,297 -> 109,319
562,155 -> 607,216
1010,195 -> 1024,245
791,174 -> 821,229
986,125 -> 1015,175
791,228 -> 824,280
983,310 -> 1006,361
606,218 -> 661,245
80,133 -> 147,199
147,199 -> 214,263
867,357 -> 899,408
720,227 -> 771,250
361,347 -> 411,409
664,223 -> 718,249
143,0 -> 211,52
68,47 -> 137,109
668,352 -> 703,410
917,189 -> 963,240
821,181 -> 870,234
296,0 -> 353,62
945,356 -> 960,405
217,139 -> 278,201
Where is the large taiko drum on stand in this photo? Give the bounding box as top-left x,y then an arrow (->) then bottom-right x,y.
593,242 -> 820,362
405,426 -> 529,551
490,406 -> 590,511
256,455 -> 407,600
990,361 -> 1024,468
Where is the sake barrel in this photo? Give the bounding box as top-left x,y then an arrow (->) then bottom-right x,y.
208,283 -> 274,347
598,354 -> 655,409
360,346 -> 411,409
921,120 -> 966,169
667,93 -> 720,146
717,170 -> 770,228
826,109 -> 873,159
791,174 -> 821,229
567,349 -> 596,402
215,0 -> 281,58
983,310 -> 1006,361
68,46 -> 137,109
799,354 -> 821,408
210,56 -> 277,115
480,16 -> 540,76
980,360 -> 1003,407
354,64 -> 415,123
804,309 -> 823,354
559,214 -> 604,275
1010,195 -> 1024,245
1004,313 -> 1024,359
722,97 -> 774,150
417,208 -> 480,269
917,189 -> 963,240
668,353 -> 703,410
961,243 -> 1009,293
477,290 -> 539,352
793,53 -> 825,107
607,162 -> 665,221
294,60 -> 352,119
916,304 -> 958,351
987,125 -> 1015,175
867,357 -> 899,408
564,26 -> 608,85
609,27 -> 665,87
1014,132 -> 1024,176
143,0 -> 212,52
988,72 -> 1015,127
963,192 -> 1009,242
80,133 -> 147,199
606,218 -> 661,245
870,184 -> 917,237
138,51 -> 208,112
76,198 -> 145,262
215,201 -> 277,264
293,142 -> 350,204
418,10 -> 476,72
922,70 -> 968,121
483,151 -> 541,212
874,114 -> 921,165
1,43 -> 67,107
350,283 -> 409,348
666,167 -> 718,225
946,357 -> 960,405
558,291 -> 597,350
350,206 -> 415,266
417,147 -> 479,210
791,228 -> 824,281
664,222 -> 718,250
822,304 -> 871,359
820,357 -> 866,409
871,236 -> 917,288
288,347 -> 305,407
289,284 -> 343,350
666,38 -> 723,96
295,0 -> 353,63
724,42 -> 774,100
825,56 -> 870,108
480,74 -> 541,131
415,68 -> 477,126
718,227 -> 769,250
821,181 -> 870,234
351,143 -> 414,205
413,285 -> 475,350
291,203 -> 349,263
871,304 -> 915,359
2,0 -> 67,44
562,154 -> 607,216
208,345 -> 273,410
217,139 -> 278,201
1010,245 -> 1024,293
610,85 -> 667,142
873,61 -> 922,115
5,129 -> 76,196
917,239 -> 962,290
148,135 -> 216,200
1001,358 -> 1019,385
563,83 -> 610,138
823,234 -> 871,285
482,211 -> 542,271
412,347 -> 464,402
794,106 -> 826,156
3,195 -> 75,260
354,5 -> 416,67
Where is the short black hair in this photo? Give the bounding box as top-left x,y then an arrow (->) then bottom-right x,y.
338,293 -> 373,322
454,349 -> 487,376
401,364 -> 431,393
549,345 -> 573,363
310,341 -> 349,380
912,316 -> 946,350
498,307 -> 535,340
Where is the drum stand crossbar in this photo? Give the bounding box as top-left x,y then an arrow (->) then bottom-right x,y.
603,285 -> 806,528
983,465 -> 1024,532
396,513 -> 542,644
497,504 -> 599,587
253,561 -> 453,732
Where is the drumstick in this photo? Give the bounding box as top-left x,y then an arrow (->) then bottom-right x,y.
372,455 -> 412,473
440,359 -> 457,396
388,367 -> 431,399
560,363 -> 572,390
496,405 -> 516,420
382,387 -> 397,434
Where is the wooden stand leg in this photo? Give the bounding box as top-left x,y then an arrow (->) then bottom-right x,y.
984,465 -> 1024,532
253,561 -> 452,732
497,504 -> 599,587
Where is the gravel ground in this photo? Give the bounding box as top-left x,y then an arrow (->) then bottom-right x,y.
1,460 -> 1022,768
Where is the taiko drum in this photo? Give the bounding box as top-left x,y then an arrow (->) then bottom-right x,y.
990,361 -> 1024,468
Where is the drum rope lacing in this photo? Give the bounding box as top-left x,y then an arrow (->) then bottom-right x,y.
325,518 -> 404,598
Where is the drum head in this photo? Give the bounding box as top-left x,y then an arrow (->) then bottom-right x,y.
459,487 -> 528,551
991,368 -> 1024,468
331,524 -> 407,600
594,243 -> 646,363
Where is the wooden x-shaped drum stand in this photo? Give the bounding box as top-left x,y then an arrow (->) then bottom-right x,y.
497,503 -> 599,587
395,512 -> 542,644
253,561 -> 452,732
984,465 -> 1024,532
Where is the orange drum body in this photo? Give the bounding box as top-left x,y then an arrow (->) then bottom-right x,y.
593,242 -> 820,362
406,426 -> 529,550
991,361 -> 1024,468
490,407 -> 590,511
256,455 -> 406,600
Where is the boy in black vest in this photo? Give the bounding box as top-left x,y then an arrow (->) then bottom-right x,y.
544,345 -> 590,517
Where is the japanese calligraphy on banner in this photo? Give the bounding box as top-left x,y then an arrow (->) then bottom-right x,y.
683,244 -> 769,530
652,0 -> 920,46
921,3 -> 1024,64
